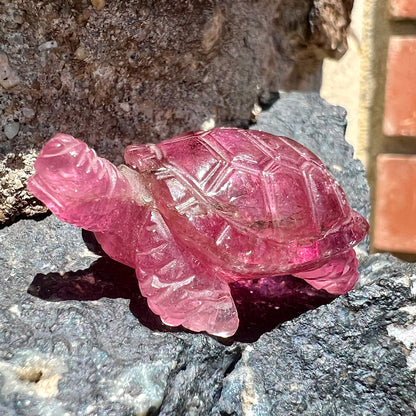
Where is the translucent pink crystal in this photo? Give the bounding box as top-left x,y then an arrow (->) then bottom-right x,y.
28,128 -> 369,337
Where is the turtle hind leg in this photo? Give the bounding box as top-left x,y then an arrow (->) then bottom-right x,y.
292,248 -> 359,295
135,211 -> 238,338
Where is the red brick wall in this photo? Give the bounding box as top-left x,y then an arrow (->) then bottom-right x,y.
374,1 -> 416,255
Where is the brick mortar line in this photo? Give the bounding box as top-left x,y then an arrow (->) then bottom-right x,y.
389,20 -> 416,36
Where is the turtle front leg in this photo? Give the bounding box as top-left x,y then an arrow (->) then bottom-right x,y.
135,210 -> 239,338
292,249 -> 359,295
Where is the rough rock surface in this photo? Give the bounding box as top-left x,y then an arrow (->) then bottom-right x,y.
215,254 -> 416,415
0,0 -> 353,224
1,93 -> 415,415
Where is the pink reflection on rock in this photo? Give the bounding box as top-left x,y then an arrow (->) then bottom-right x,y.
28,128 -> 369,337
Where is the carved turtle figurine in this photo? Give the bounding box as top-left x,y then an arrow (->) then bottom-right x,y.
28,128 -> 369,337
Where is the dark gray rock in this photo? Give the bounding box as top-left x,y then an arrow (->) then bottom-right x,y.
1,92 -> 415,415
214,93 -> 416,416
216,253 -> 416,416
0,214 -> 242,416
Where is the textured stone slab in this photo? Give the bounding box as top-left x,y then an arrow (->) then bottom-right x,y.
0,0 -> 354,225
216,253 -> 416,415
1,93 -> 415,415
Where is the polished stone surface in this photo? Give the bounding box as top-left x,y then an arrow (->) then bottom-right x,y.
28,128 -> 368,336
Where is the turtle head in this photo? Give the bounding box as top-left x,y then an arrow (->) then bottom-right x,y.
28,133 -> 132,230
28,134 -> 100,213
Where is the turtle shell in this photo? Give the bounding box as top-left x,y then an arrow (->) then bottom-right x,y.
124,128 -> 368,279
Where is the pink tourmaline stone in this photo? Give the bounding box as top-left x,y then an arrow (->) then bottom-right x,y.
28,128 -> 369,337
